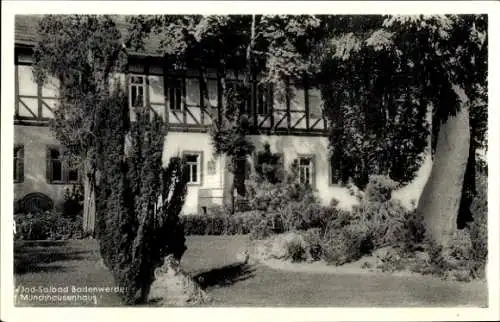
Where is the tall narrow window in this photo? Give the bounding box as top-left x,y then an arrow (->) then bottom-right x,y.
48,148 -> 63,182
129,75 -> 146,108
46,146 -> 79,184
298,156 -> 313,186
184,152 -> 202,185
169,77 -> 183,111
14,145 -> 24,183
329,155 -> 342,185
257,84 -> 272,115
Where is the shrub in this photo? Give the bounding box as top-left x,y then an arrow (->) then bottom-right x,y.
181,211 -> 268,236
470,169 -> 487,277
374,247 -> 406,273
300,228 -> 323,261
245,174 -> 316,214
250,217 -> 274,240
263,232 -> 309,262
230,211 -> 266,234
62,185 -> 84,216
347,175 -> 425,253
364,175 -> 399,203
321,223 -> 371,266
14,211 -> 84,240
285,236 -> 307,262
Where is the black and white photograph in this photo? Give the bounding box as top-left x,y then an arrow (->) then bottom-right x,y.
1,1 -> 499,321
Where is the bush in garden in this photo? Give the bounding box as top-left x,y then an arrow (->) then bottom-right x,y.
62,185 -> 84,216
230,211 -> 265,234
364,175 -> 399,203
14,211 -> 84,240
373,247 -> 406,273
348,175 -> 425,252
250,217 -> 274,240
245,162 -> 316,214
254,142 -> 285,184
300,228 -> 323,261
321,223 -> 372,266
469,168 -> 487,277
181,211 -> 266,236
285,236 -> 308,262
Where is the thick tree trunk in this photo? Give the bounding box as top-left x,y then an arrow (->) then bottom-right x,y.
417,86 -> 470,247
82,159 -> 96,236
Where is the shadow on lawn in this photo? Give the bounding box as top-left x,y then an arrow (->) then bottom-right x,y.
193,263 -> 257,289
14,241 -> 89,275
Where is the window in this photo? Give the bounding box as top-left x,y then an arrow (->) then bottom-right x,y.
329,155 -> 342,185
184,152 -> 202,185
46,147 -> 79,184
14,145 -> 24,183
308,88 -> 323,118
129,75 -> 146,108
49,148 -> 63,182
257,84 -> 273,115
226,80 -> 250,113
168,77 -> 183,111
298,156 -> 314,186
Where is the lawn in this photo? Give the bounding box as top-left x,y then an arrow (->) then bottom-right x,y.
14,236 -> 487,307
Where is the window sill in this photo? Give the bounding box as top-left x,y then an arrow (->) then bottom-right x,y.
187,182 -> 202,187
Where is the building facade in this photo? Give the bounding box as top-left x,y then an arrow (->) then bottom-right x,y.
14,16 -> 362,216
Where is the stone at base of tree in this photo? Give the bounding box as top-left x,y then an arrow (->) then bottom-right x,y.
235,249 -> 250,264
148,254 -> 211,306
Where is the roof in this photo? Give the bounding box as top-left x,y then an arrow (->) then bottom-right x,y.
14,15 -> 162,56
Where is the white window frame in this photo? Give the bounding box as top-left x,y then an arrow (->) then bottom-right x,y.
129,74 -> 147,109
184,152 -> 202,185
298,156 -> 313,186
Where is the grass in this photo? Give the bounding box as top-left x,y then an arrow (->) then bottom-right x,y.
14,236 -> 487,307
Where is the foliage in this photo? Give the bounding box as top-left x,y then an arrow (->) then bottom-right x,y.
126,15 -> 326,204
409,170 -> 486,281
318,175 -> 425,266
470,167 -> 487,267
250,217 -> 275,240
253,142 -> 285,184
95,93 -> 188,304
34,15 -> 127,229
61,185 -> 84,216
285,236 -> 308,262
321,223 -> 371,266
373,247 -> 406,273
320,15 -> 487,202
300,228 -> 323,261
181,211 -> 267,236
246,160 -> 317,213
14,211 -> 83,241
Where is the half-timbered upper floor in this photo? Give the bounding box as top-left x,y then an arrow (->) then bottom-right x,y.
14,19 -> 329,136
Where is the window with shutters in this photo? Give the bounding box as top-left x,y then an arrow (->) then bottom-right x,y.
183,151 -> 203,185
298,155 -> 314,187
14,145 -> 24,183
46,146 -> 79,184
